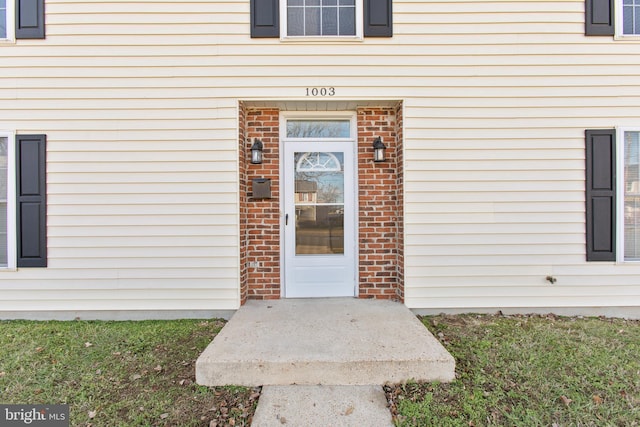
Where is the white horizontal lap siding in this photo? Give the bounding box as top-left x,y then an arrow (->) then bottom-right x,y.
397,0 -> 640,310
1,0 -> 640,313
0,0 -> 245,313
2,126 -> 241,311
44,118 -> 238,306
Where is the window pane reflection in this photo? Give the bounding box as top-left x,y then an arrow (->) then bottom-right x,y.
0,137 -> 7,267
294,151 -> 345,255
287,120 -> 350,138
0,2 -> 6,39
625,131 -> 640,260
295,205 -> 344,254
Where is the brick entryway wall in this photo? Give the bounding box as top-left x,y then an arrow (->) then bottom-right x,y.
239,102 -> 404,304
357,106 -> 405,301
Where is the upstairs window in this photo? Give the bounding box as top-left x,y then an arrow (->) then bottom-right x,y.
585,0 -> 640,37
622,0 -> 640,34
286,0 -> 358,37
0,0 -> 13,40
1,0 -> 46,40
251,0 -> 391,39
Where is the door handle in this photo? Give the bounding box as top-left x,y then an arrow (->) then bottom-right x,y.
285,214 -> 289,225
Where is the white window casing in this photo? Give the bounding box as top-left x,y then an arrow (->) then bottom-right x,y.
0,131 -> 17,270
0,0 -> 15,42
617,128 -> 640,262
616,0 -> 640,38
280,0 -> 363,41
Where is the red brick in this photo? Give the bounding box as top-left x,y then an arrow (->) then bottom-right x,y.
241,104 -> 404,303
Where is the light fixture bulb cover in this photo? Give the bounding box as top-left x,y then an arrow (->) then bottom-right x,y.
373,137 -> 386,162
251,138 -> 263,164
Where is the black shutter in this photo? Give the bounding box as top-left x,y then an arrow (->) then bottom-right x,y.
15,0 -> 45,39
586,129 -> 616,261
16,134 -> 47,267
585,0 -> 614,36
251,0 -> 279,38
364,0 -> 392,37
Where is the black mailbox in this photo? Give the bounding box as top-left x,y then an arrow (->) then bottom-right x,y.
252,178 -> 271,199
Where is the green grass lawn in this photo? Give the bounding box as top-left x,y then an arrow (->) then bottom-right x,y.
1,315 -> 639,427
0,319 -> 258,426
386,314 -> 640,427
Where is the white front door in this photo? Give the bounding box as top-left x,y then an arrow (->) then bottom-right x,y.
282,116 -> 357,297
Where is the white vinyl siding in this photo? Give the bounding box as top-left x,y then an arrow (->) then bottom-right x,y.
394,0 -> 640,311
0,0 -> 244,312
0,0 -> 639,314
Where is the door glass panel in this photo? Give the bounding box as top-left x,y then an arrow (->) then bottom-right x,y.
294,151 -> 344,255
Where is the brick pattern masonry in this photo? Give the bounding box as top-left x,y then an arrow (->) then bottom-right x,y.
239,103 -> 404,303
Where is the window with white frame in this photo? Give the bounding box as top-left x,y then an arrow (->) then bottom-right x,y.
0,133 -> 15,268
250,0 -> 390,39
284,0 -> 360,37
1,0 -> 45,41
0,0 -> 8,39
622,130 -> 640,260
621,0 -> 640,35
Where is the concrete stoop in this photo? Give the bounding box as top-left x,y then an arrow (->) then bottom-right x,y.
196,299 -> 455,426
196,298 -> 455,386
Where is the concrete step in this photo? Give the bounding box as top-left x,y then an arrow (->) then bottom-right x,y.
251,385 -> 393,427
196,298 -> 455,386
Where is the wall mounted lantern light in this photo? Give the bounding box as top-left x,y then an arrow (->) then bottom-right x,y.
250,138 -> 263,164
373,137 -> 387,162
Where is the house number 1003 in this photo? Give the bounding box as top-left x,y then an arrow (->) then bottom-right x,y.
306,87 -> 335,97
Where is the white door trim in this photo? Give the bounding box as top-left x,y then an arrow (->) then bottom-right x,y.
279,111 -> 359,297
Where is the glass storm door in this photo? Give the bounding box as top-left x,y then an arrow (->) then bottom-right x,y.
282,119 -> 356,297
